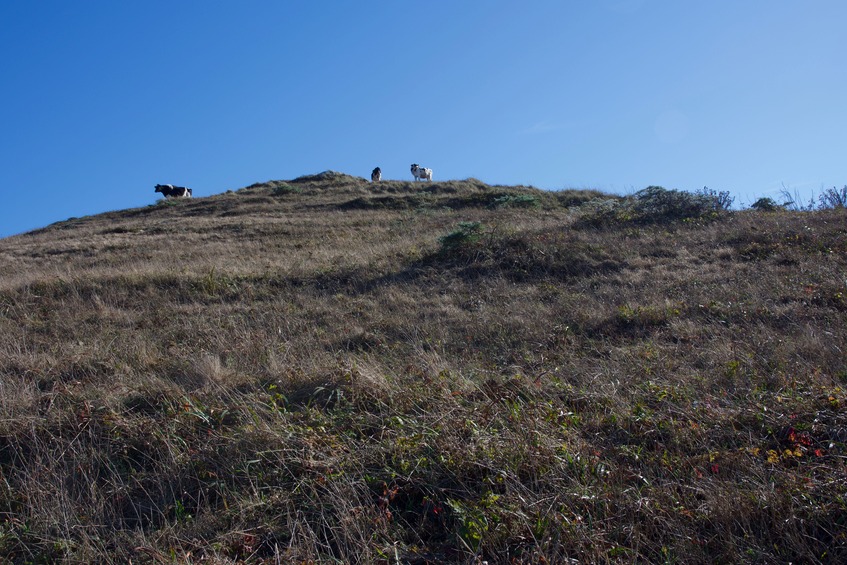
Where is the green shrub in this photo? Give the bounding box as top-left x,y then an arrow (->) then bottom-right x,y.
272,183 -> 301,196
575,186 -> 727,228
574,198 -> 630,227
490,194 -> 539,209
632,186 -> 718,220
439,221 -> 483,252
750,197 -> 783,212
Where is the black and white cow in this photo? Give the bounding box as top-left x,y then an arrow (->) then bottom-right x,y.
410,164 -> 432,181
371,167 -> 382,182
154,184 -> 192,198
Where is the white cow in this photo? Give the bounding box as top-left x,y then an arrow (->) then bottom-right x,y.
411,163 -> 432,182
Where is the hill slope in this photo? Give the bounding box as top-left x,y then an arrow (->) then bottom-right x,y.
1,175 -> 845,563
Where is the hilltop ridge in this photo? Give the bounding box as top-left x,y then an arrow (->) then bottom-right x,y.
0,174 -> 845,563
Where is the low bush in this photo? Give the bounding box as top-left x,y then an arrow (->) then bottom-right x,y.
489,194 -> 539,209
698,186 -> 735,211
574,197 -> 628,227
750,197 -> 783,212
575,186 -> 727,227
632,185 -> 721,220
438,221 -> 483,253
271,183 -> 300,196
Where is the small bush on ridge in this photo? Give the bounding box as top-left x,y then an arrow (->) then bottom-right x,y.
272,183 -> 301,196
750,197 -> 783,212
698,186 -> 735,211
632,186 -> 718,220
576,186 -> 727,227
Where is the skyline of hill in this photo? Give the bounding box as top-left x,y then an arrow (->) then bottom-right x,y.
1,173 -> 845,563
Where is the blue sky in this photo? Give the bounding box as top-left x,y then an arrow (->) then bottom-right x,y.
2,1 -> 845,238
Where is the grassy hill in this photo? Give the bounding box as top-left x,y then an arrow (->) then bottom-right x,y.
1,173 -> 845,563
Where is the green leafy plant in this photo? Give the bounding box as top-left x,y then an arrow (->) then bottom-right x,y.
439,221 -> 483,252
447,499 -> 490,551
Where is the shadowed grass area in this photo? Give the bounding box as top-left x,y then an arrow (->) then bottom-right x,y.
0,175 -> 845,563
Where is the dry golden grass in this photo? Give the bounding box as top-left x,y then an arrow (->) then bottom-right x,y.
0,172 -> 845,563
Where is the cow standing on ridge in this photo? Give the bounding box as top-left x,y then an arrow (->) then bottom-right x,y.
411,164 -> 432,181
155,184 -> 192,198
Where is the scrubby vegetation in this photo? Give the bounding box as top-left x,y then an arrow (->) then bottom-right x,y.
575,185 -> 733,228
0,176 -> 845,563
750,197 -> 783,212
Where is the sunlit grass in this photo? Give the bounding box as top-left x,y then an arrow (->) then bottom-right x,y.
0,176 -> 845,562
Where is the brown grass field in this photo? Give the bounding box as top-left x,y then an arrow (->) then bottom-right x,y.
1,172 -> 845,563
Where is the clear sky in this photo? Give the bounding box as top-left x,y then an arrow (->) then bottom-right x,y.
2,1 -> 844,238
